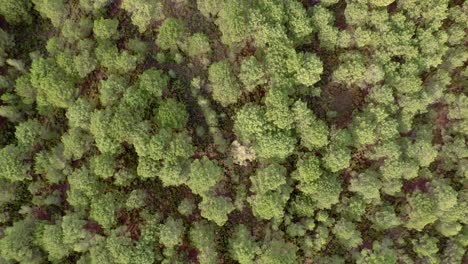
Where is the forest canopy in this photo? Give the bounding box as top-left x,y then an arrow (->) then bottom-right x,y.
0,0 -> 467,263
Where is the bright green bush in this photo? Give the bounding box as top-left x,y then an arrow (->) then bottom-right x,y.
185,33 -> 211,58
190,221 -> 218,264
349,170 -> 382,201
332,218 -> 362,250
138,68 -> 169,97
0,145 -> 30,182
160,217 -> 184,248
121,0 -> 164,33
30,58 -> 77,108
292,100 -> 328,150
93,18 -> 119,40
199,196 -> 235,226
404,191 -> 438,231
187,157 -> 223,197
229,224 -> 258,264
62,128 -> 93,161
90,193 -> 117,229
257,238 -> 298,264
208,60 -> 242,106
239,56 -> 266,92
292,155 -> 323,194
0,0 -> 32,24
156,18 -> 186,50
155,99 -> 188,130
250,163 -> 287,194
38,223 -> 70,262
66,98 -> 95,130
0,218 -> 42,263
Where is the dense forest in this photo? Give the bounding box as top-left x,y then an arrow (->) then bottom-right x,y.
0,0 -> 466,263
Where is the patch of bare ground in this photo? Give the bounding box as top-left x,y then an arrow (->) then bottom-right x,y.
301,0 -> 321,8
177,243 -> 199,263
322,84 -> 356,128
402,177 -> 430,193
108,0 -> 122,18
84,220 -> 105,235
116,208 -> 141,240
432,103 -> 449,144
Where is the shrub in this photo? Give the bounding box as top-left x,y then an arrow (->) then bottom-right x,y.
208,60 -> 242,106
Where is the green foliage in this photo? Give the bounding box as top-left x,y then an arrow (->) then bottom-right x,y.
15,119 -> 43,147
99,75 -> 127,107
371,205 -> 401,231
0,1 -> 466,263
61,213 -> 93,251
79,0 -> 111,12
93,18 -> 119,40
62,128 -> 93,160
295,53 -> 323,87
0,0 -> 32,24
197,0 -> 223,18
322,130 -> 352,172
292,155 -> 322,194
61,18 -> 93,44
190,221 -> 218,264
286,0 -> 313,43
355,240 -> 398,264
412,234 -> 440,263
74,50 -> 97,78
121,0 -> 164,33
95,41 -> 137,74
258,238 -> 298,264
404,191 -> 437,231
0,179 -> 19,206
229,224 -> 258,264
234,103 -> 270,144
38,223 -> 70,262
159,217 -> 184,248
155,99 -> 189,129
90,193 -> 118,229
126,189 -> 147,209
292,100 -> 328,150
350,114 -> 377,146
332,218 -> 362,250
89,108 -> 123,155
0,144 -> 30,182
106,232 -> 134,264
66,98 -> 95,130
249,184 -> 292,221
33,0 -> 67,27
239,56 -> 266,92
250,163 -> 287,194
187,157 -> 223,197
406,138 -> 438,167
349,170 -> 381,201
310,173 -> 343,209
254,131 -> 296,160
215,1 -> 250,46
199,196 -> 235,226
265,87 -> 293,130
90,153 -> 115,179
185,33 -> 211,58
0,218 -> 43,263
138,68 -> 169,97
263,40 -> 300,78
333,52 -> 366,85
30,58 -> 77,108
178,198 -> 195,216
208,60 -> 242,106
156,18 -> 187,50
